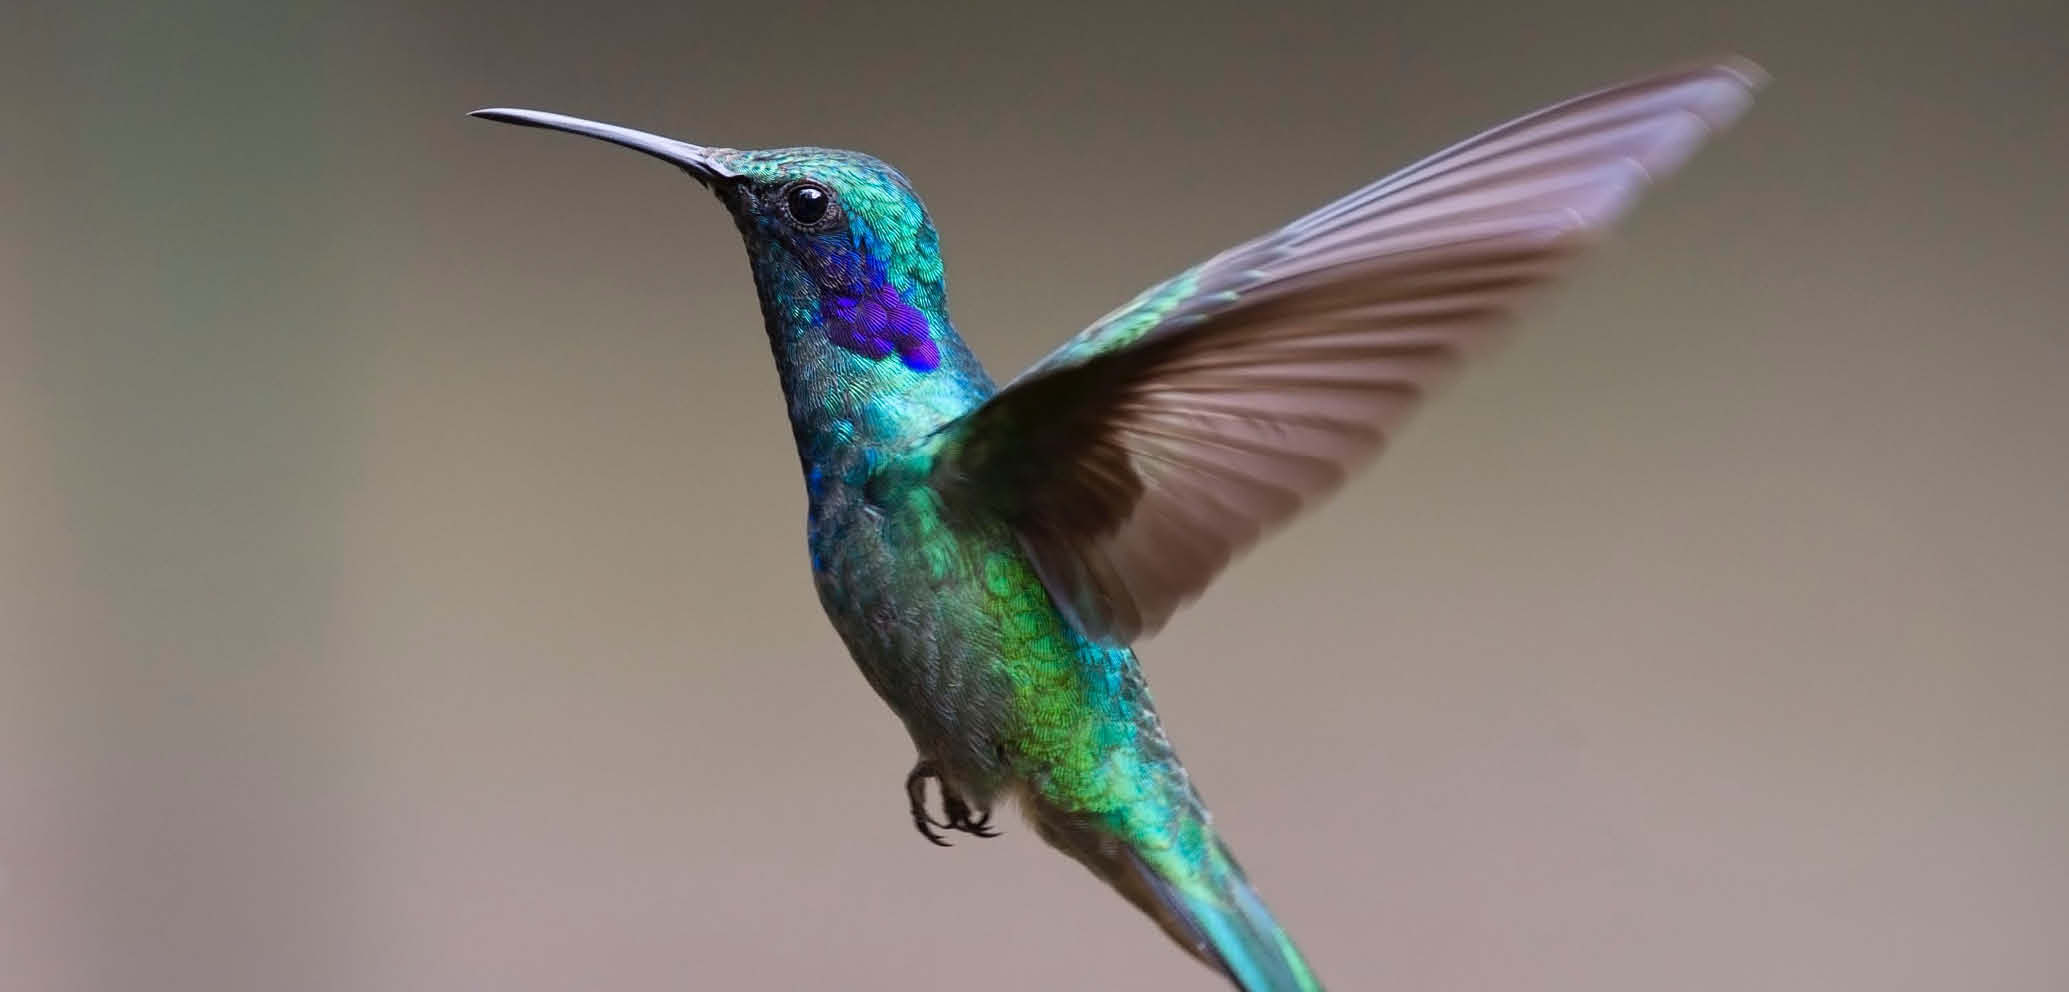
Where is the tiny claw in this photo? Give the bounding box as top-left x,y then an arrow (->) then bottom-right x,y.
912,809 -> 952,847
940,787 -> 1001,840
903,758 -> 1001,844
904,760 -> 954,845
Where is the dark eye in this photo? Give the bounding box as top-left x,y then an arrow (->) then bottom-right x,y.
783,182 -> 832,227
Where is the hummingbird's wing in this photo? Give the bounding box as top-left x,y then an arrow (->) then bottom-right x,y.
928,59 -> 1763,645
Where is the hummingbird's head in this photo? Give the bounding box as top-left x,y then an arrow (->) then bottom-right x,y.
470,108 -> 948,373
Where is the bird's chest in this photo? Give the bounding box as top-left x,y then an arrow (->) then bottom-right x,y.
805,483 -> 1014,749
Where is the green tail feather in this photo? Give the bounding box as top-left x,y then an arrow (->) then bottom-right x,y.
1032,800 -> 1323,992
1139,842 -> 1323,992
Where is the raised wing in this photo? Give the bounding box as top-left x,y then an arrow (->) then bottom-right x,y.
929,58 -> 1763,644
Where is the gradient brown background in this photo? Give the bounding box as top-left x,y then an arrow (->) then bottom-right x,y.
4,1 -> 2066,989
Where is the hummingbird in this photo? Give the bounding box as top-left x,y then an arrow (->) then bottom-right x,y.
472,58 -> 1761,991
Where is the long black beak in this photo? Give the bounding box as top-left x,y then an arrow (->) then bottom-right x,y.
468,108 -> 741,185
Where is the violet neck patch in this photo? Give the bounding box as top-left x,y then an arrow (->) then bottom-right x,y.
822,283 -> 941,372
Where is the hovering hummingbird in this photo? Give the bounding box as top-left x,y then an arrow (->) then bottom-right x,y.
473,58 -> 1761,991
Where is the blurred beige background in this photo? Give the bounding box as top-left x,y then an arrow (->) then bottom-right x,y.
4,1 -> 2066,990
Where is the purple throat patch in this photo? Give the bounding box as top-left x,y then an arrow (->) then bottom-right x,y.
822,284 -> 940,372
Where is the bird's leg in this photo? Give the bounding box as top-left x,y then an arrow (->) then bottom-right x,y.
905,760 -> 953,847
904,759 -> 1001,845
939,788 -> 1000,838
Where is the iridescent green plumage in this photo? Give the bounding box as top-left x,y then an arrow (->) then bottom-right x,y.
473,58 -> 1760,992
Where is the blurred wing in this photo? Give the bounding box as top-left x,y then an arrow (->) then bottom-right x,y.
930,59 -> 1763,644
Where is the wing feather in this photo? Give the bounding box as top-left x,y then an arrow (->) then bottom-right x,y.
932,59 -> 1763,643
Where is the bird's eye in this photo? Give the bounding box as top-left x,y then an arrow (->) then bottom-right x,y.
783,182 -> 833,227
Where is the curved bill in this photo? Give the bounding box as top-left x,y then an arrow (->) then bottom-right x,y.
468,108 -> 740,185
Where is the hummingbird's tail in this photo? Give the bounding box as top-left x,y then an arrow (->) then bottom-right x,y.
1028,798 -> 1324,992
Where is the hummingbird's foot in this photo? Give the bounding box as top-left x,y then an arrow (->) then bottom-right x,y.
940,789 -> 1000,838
905,761 -> 954,847
904,759 -> 1001,846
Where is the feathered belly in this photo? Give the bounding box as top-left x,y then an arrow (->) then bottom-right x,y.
809,494 -> 1188,823
807,497 -> 1025,795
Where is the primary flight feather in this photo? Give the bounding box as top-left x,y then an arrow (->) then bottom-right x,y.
933,59 -> 1762,644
